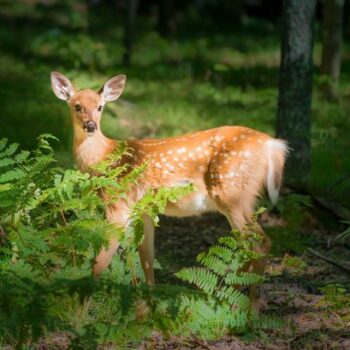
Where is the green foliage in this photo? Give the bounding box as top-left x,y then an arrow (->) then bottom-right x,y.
319,283 -> 350,311
0,136 -> 276,347
281,254 -> 308,276
176,227 -> 271,339
275,194 -> 312,231
0,136 -> 192,347
0,134 -> 115,279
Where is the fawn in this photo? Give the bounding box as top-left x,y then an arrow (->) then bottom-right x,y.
51,72 -> 287,311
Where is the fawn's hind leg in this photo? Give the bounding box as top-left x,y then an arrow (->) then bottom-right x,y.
217,199 -> 270,314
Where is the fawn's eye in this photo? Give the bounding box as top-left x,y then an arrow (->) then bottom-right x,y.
75,104 -> 81,112
97,105 -> 102,112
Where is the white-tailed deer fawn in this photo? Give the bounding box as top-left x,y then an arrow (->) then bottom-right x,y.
51,71 -> 287,311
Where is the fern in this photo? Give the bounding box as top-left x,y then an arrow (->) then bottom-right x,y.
177,267 -> 218,294
0,136 -> 280,347
176,222 -> 279,338
0,136 -> 197,346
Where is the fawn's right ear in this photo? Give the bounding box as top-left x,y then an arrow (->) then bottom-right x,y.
50,71 -> 74,101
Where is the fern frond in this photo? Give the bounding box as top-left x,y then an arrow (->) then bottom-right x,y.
0,142 -> 18,158
207,245 -> 234,263
0,169 -> 26,184
14,150 -> 30,163
176,268 -> 218,294
224,272 -> 264,286
215,286 -> 250,308
196,253 -> 227,276
0,157 -> 15,168
250,315 -> 284,329
0,138 -> 8,152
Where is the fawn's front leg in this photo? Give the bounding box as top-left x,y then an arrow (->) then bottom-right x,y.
138,215 -> 155,285
93,238 -> 120,277
93,205 -> 130,277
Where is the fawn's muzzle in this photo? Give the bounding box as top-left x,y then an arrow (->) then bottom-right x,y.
83,121 -> 97,133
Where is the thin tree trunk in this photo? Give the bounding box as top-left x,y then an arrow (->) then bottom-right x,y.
320,0 -> 345,100
276,0 -> 317,187
123,0 -> 138,66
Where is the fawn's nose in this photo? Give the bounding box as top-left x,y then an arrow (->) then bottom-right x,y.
83,121 -> 97,133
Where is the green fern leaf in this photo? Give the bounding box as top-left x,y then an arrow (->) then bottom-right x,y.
215,286 -> 250,307
14,150 -> 30,163
0,142 -> 19,158
176,267 -> 218,294
224,272 -> 264,286
0,157 -> 15,168
0,138 -> 8,152
208,245 -> 234,263
0,169 -> 26,183
196,253 -> 227,276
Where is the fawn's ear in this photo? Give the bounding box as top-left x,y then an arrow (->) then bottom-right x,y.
50,71 -> 74,101
99,75 -> 126,103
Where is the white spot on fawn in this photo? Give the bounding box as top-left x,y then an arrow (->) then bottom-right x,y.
167,164 -> 175,170
177,147 -> 187,154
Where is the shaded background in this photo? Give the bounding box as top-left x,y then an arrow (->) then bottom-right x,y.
0,0 -> 349,204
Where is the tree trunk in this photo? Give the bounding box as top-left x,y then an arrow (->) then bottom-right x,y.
276,0 -> 317,187
320,0 -> 345,100
123,0 -> 138,66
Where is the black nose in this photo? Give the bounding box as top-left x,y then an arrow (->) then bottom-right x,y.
83,121 -> 97,133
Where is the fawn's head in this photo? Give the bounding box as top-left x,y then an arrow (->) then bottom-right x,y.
50,72 -> 126,135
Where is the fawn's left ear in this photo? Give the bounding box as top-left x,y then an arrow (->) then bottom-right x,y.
50,71 -> 74,101
99,75 -> 126,103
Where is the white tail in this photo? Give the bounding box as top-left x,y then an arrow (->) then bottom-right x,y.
266,139 -> 289,204
51,72 -> 288,311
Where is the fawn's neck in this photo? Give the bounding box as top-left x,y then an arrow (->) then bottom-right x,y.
73,127 -> 117,172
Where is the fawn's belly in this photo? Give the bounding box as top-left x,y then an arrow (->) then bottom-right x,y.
164,192 -> 217,217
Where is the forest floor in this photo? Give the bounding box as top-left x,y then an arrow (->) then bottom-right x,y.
140,207 -> 350,350
19,205 -> 350,350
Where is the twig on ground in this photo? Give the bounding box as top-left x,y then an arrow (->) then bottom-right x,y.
190,337 -> 211,350
327,173 -> 350,193
307,248 -> 350,275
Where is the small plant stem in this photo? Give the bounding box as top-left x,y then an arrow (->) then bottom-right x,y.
72,251 -> 76,267
60,210 -> 67,225
127,254 -> 138,285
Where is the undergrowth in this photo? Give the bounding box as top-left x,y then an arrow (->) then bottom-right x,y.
0,136 -> 277,348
